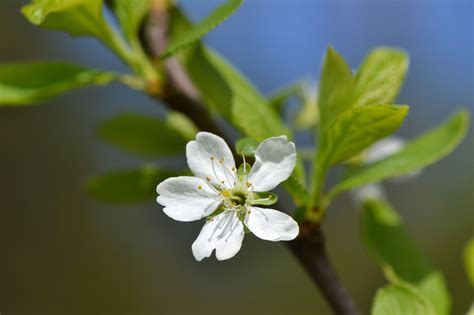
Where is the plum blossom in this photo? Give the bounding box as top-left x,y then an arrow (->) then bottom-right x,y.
156,132 -> 299,261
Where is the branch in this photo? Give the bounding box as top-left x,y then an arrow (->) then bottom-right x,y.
142,2 -> 235,148
109,2 -> 359,314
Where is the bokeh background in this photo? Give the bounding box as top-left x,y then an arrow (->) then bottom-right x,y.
0,0 -> 472,314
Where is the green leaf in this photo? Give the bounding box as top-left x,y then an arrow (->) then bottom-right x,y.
184,45 -> 233,120
363,198 -> 450,315
210,49 -> 290,140
0,61 -> 116,106
372,285 -> 436,315
235,138 -> 259,156
355,48 -> 409,107
87,166 -> 179,204
464,237 -> 474,286
319,104 -> 409,167
97,113 -> 189,157
169,8 -> 289,141
161,0 -> 243,59
318,47 -> 355,131
186,45 -> 289,141
248,192 -> 278,206
22,0 -> 109,38
328,111 -> 469,199
113,0 -> 151,42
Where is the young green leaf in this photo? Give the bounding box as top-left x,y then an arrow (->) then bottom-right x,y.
161,0 -> 243,59
87,166 -> 179,204
464,238 -> 474,286
211,50 -> 290,140
97,113 -> 189,157
318,47 -> 355,131
186,46 -> 290,141
355,48 -> 408,107
319,104 -> 409,166
328,111 -> 469,199
22,0 -> 109,38
371,285 -> 436,315
235,138 -> 259,157
363,198 -> 451,315
0,61 -> 116,106
113,0 -> 151,42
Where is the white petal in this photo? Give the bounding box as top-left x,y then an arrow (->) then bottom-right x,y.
156,176 -> 220,222
247,136 -> 296,192
364,136 -> 405,163
192,212 -> 245,261
245,207 -> 299,241
186,132 -> 236,189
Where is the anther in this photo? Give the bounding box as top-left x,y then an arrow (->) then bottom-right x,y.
206,176 -> 211,182
198,185 -> 202,190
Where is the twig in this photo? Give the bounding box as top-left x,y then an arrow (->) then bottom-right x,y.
106,1 -> 359,314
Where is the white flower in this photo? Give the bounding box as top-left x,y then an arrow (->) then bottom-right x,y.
353,136 -> 421,204
156,132 -> 299,261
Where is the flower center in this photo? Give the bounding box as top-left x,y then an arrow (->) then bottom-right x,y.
222,189 -> 247,206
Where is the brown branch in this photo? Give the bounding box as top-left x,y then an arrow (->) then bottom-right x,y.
107,1 -> 359,314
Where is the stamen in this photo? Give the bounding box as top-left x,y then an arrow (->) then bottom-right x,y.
219,158 -> 235,187
198,185 -> 202,190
